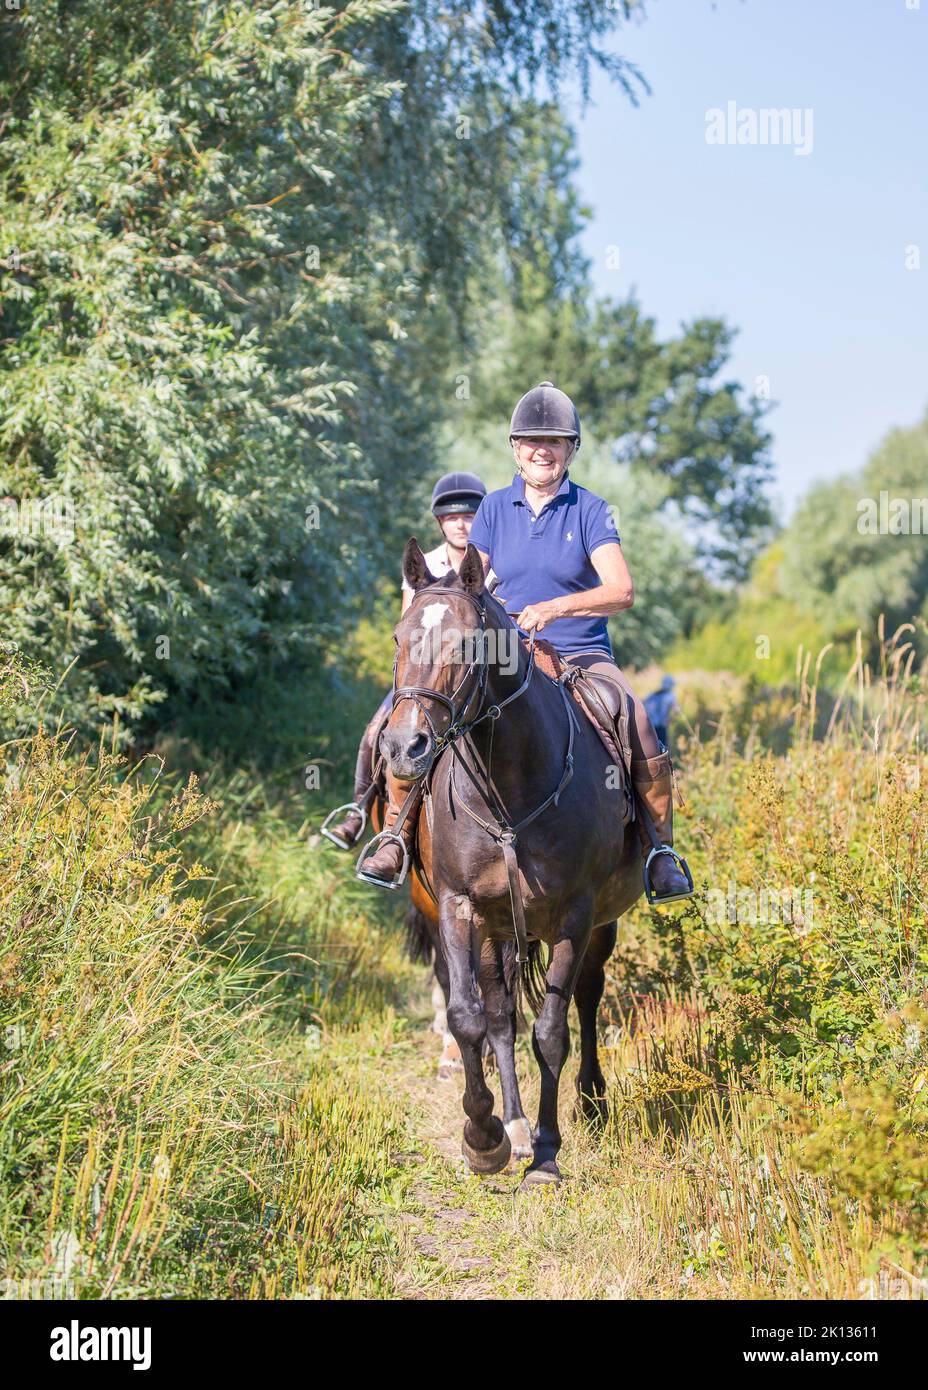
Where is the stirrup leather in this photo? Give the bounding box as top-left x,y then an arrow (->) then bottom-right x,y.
320,802 -> 367,850
643,845 -> 694,905
355,830 -> 410,890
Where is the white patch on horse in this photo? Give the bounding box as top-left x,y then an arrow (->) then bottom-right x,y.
505,1117 -> 533,1158
420,601 -> 449,631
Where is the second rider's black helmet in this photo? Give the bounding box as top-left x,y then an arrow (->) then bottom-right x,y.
430,471 -> 487,518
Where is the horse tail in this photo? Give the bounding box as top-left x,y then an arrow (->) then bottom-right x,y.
504,938 -> 547,1022
404,903 -> 435,967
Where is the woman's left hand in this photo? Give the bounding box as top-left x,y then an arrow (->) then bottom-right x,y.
515,599 -> 563,634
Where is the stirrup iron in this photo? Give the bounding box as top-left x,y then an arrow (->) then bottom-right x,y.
320,802 -> 367,850
355,830 -> 410,890
643,845 -> 694,905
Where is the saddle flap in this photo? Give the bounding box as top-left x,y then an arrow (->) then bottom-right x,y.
561,665 -> 635,825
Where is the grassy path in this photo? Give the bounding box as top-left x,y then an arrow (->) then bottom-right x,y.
319,937 -> 881,1301
276,830 -> 685,1300
329,970 -> 716,1301
350,988 -> 613,1302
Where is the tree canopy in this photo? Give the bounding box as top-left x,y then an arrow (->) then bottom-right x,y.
671,410 -> 928,680
1,0 -> 646,737
779,410 -> 928,645
1,0 -> 784,747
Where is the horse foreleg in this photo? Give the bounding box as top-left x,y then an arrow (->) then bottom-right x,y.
439,896 -> 511,1175
478,940 -> 532,1162
523,917 -> 593,1189
573,920 -> 617,1125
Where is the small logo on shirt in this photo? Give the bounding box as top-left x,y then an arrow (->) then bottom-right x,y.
566,531 -> 573,542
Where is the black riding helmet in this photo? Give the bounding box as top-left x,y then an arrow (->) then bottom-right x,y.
430,471 -> 486,518
509,381 -> 581,451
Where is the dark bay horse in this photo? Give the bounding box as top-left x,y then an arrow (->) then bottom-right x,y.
378,539 -> 645,1186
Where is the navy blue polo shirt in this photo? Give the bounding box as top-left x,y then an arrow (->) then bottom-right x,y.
468,473 -> 621,656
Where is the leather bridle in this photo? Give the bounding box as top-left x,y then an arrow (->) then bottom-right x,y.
391,589 -> 539,753
391,590 -> 493,752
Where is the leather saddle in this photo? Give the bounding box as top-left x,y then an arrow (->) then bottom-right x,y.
532,639 -> 635,826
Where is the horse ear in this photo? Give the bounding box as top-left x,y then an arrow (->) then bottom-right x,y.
402,537 -> 437,591
458,543 -> 485,595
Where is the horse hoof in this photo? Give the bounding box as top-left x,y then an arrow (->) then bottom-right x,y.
438,1060 -> 463,1081
519,1159 -> 562,1191
505,1118 -> 534,1162
462,1118 -> 511,1175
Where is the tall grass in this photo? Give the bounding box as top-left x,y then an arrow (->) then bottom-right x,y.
1,622 -> 926,1300
599,622 -> 928,1290
0,654 -> 409,1298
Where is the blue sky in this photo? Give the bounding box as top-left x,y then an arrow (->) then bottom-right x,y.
565,0 -> 927,519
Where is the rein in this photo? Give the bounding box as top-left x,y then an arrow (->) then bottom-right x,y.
392,588 -> 577,963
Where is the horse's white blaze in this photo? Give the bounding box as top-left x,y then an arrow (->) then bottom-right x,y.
420,601 -> 449,631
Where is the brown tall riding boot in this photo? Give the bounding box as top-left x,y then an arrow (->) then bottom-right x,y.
631,751 -> 694,904
356,772 -> 420,889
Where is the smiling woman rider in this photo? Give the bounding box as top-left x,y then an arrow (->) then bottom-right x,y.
357,382 -> 693,905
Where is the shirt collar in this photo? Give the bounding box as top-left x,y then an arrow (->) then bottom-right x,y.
509,472 -> 571,506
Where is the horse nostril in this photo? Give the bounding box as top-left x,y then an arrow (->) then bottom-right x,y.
406,731 -> 429,760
